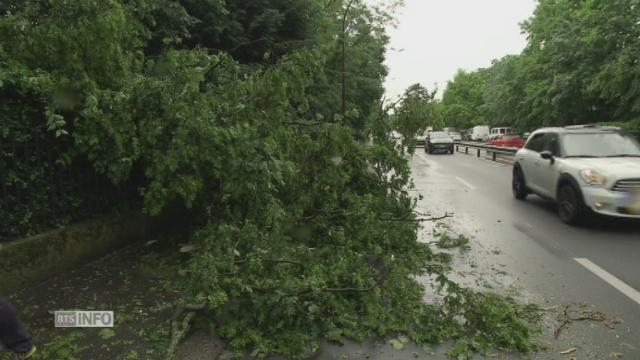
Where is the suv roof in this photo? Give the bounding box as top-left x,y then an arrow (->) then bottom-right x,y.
533,124 -> 622,134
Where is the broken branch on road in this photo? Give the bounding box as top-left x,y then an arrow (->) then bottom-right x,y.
379,212 -> 454,222
553,303 -> 622,339
167,301 -> 208,360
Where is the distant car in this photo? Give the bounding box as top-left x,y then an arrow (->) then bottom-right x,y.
489,127 -> 513,140
449,132 -> 462,142
488,134 -> 525,148
425,131 -> 454,154
512,125 -> 640,224
471,125 -> 490,141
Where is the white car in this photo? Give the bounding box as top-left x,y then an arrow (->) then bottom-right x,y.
489,127 -> 513,140
471,125 -> 490,141
448,132 -> 463,142
512,125 -> 640,224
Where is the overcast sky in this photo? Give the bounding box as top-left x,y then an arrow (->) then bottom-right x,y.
383,0 -> 537,99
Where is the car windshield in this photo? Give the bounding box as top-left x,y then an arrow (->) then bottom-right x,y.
563,133 -> 640,157
430,132 -> 448,139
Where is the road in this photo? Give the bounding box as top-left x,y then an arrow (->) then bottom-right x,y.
412,148 -> 640,359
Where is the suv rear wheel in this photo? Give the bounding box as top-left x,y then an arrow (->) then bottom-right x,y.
512,167 -> 528,200
557,184 -> 586,225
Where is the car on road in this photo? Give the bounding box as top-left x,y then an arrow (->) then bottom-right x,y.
449,132 -> 463,142
425,131 -> 454,154
471,125 -> 490,141
488,134 -> 525,148
489,127 -> 513,140
512,125 -> 640,224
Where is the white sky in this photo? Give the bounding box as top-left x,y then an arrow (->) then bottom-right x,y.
383,0 -> 537,99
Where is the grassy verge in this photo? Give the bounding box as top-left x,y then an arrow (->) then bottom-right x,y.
1,242 -> 183,360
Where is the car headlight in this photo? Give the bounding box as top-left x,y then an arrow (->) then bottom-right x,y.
580,169 -> 607,186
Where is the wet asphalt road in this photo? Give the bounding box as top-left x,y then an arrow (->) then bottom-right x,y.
412,148 -> 640,358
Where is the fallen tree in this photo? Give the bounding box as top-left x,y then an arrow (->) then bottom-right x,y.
1,1 -> 542,359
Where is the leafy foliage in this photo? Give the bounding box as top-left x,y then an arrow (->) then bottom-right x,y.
393,83 -> 441,152
441,70 -> 487,130
439,0 -> 640,134
2,1 -> 541,359
447,291 -> 542,359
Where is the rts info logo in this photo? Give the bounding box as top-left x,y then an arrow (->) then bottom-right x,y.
54,311 -> 114,328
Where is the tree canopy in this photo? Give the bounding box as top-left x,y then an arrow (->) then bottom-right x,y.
393,83 -> 441,150
439,0 -> 640,137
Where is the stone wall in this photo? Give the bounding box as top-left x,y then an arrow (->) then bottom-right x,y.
0,213 -> 151,293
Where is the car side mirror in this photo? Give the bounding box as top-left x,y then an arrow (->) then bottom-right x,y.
540,150 -> 555,163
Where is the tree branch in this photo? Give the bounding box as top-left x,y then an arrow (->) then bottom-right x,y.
170,302 -> 208,322
378,212 -> 454,222
264,259 -> 305,271
166,301 -> 208,360
234,256 -> 306,273
323,0 -> 338,11
341,0 -> 358,117
321,286 -> 374,293
283,120 -> 323,127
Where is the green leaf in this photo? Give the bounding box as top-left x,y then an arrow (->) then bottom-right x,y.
389,338 -> 406,350
99,328 -> 116,340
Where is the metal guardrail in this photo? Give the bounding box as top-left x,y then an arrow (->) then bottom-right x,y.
455,141 -> 518,163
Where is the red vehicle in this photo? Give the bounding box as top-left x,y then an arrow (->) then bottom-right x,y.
487,134 -> 525,148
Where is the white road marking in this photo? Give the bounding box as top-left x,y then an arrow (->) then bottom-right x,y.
574,258 -> 640,305
455,177 -> 477,190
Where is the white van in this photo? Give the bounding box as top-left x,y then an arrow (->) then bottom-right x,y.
489,127 -> 513,140
471,125 -> 490,141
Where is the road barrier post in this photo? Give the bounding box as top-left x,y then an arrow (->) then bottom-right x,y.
492,151 -> 497,161
465,147 -> 469,154
477,149 -> 480,157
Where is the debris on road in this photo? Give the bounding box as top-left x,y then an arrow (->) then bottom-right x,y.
554,303 -> 622,339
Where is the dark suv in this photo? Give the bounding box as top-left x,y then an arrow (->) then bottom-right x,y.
425,131 -> 454,154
